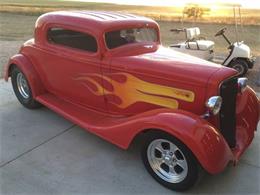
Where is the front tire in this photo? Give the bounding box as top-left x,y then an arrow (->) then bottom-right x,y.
141,131 -> 199,191
229,59 -> 248,76
11,66 -> 42,109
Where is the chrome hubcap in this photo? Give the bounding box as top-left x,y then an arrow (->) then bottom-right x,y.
17,72 -> 30,99
147,139 -> 188,183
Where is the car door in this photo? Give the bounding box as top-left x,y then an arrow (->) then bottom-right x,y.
34,26 -> 107,112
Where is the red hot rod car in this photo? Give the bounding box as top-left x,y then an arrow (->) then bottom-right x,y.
4,11 -> 260,191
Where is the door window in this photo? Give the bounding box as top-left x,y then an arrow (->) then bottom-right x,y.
47,27 -> 98,53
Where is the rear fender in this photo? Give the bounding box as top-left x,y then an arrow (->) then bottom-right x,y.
115,109 -> 233,174
4,54 -> 45,97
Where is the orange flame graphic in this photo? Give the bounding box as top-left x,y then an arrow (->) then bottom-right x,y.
75,73 -> 195,109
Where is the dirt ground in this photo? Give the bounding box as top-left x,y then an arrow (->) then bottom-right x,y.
0,12 -> 260,92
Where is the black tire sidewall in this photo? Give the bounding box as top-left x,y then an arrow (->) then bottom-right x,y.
229,59 -> 248,76
11,67 -> 34,106
141,131 -> 199,191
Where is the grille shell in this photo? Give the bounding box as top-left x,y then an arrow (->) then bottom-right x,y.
219,77 -> 238,148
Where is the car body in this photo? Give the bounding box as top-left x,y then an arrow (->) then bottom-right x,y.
4,11 -> 260,191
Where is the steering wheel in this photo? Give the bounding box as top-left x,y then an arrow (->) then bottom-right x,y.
215,27 -> 227,37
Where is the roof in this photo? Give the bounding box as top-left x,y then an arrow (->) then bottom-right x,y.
35,11 -> 158,34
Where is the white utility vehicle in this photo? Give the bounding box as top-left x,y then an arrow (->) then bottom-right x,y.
169,27 -> 255,76
169,5 -> 255,76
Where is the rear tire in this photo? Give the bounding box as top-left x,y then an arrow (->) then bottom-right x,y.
229,59 -> 248,76
141,131 -> 199,191
11,66 -> 42,109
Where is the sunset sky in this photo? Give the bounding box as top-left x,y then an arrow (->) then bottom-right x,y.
66,0 -> 260,9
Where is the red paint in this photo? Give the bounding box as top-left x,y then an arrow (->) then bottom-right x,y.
4,11 -> 259,175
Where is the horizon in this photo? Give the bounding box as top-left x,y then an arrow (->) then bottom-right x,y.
64,0 -> 260,9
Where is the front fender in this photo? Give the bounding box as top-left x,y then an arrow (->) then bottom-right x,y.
150,112 -> 233,174
107,109 -> 233,174
139,110 -> 233,174
4,54 -> 45,97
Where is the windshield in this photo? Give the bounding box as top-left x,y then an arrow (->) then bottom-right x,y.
105,27 -> 158,49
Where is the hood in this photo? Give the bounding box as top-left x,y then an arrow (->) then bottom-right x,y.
111,45 -> 236,87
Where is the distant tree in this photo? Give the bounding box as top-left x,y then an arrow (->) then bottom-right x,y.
183,4 -> 210,21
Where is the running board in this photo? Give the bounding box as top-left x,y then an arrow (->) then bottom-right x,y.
36,94 -> 114,129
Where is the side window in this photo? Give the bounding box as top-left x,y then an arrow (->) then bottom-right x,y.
47,27 -> 98,53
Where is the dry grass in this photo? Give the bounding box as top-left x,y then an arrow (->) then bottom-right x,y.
0,9 -> 260,91
1,0 -> 260,25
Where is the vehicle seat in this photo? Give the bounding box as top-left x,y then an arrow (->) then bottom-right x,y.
185,27 -> 214,50
186,27 -> 200,40
186,40 -> 215,51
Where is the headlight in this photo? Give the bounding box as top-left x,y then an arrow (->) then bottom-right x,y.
205,96 -> 222,115
238,77 -> 248,93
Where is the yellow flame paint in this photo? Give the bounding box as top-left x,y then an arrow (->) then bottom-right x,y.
75,73 -> 195,109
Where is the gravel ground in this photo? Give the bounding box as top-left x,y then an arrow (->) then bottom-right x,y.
1,12 -> 260,92
0,40 -> 24,77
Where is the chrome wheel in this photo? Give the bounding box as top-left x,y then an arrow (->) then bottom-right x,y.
16,72 -> 30,99
147,139 -> 188,184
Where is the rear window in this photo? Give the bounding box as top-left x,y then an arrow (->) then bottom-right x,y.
47,27 -> 98,53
